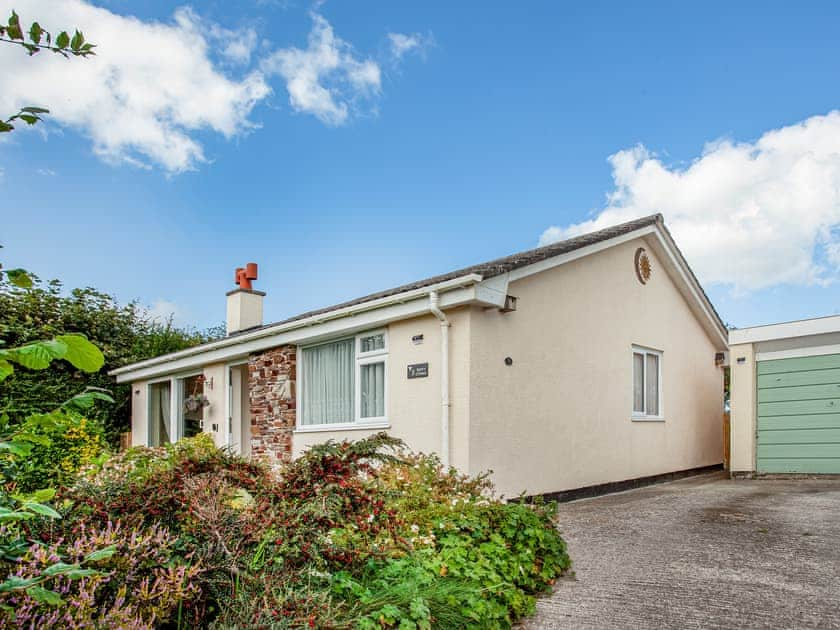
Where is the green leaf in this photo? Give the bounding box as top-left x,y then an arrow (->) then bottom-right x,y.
5,268 -> 32,288
55,31 -> 69,49
70,30 -> 83,51
55,334 -> 104,372
42,562 -> 79,577
27,586 -> 63,606
64,568 -> 97,580
10,342 -> 57,370
65,389 -> 113,410
19,114 -> 38,125
84,545 -> 117,562
29,22 -> 42,45
0,511 -> 34,522
0,575 -> 40,592
0,121 -> 13,133
20,107 -> 49,114
0,359 -> 12,382
0,440 -> 33,457
23,502 -> 62,519
28,488 -> 56,503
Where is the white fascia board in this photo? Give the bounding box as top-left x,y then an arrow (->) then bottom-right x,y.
730,314 -> 840,345
112,275 -> 483,383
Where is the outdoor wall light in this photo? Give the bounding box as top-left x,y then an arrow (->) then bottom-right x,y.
504,357 -> 513,366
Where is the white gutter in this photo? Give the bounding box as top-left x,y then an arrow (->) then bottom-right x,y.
429,291 -> 451,468
729,314 -> 840,345
110,274 -> 483,382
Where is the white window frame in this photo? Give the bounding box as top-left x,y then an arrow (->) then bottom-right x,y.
631,345 -> 664,421
147,370 -> 204,445
355,329 -> 388,424
296,329 -> 390,432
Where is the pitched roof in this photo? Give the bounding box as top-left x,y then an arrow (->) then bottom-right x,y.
112,212 -> 727,379
232,213 -> 667,336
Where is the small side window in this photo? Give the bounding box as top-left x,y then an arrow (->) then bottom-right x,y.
632,346 -> 663,419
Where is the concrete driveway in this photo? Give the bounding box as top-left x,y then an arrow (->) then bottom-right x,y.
525,474 -> 840,629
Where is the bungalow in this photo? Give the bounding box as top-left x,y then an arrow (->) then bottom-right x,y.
111,214 -> 728,497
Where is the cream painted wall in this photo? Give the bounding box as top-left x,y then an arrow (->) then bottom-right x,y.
202,363 -> 227,448
293,308 -> 472,470
468,237 -> 724,497
130,380 -> 148,447
229,364 -> 251,456
728,343 -> 756,473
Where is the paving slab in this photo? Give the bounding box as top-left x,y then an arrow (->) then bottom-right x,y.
525,473 -> 840,629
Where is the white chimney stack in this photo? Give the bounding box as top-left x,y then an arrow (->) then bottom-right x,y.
226,263 -> 264,335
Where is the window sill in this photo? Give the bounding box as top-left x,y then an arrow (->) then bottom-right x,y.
294,422 -> 391,434
631,416 -> 665,423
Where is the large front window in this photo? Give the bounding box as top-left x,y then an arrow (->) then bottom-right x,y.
301,330 -> 388,427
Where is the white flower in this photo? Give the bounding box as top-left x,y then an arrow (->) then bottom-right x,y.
367,513 -> 375,523
410,524 -> 420,533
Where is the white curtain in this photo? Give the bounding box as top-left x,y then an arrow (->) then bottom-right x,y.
150,382 -> 172,445
302,339 -> 354,424
632,353 -> 645,413
360,362 -> 385,418
645,353 -> 659,415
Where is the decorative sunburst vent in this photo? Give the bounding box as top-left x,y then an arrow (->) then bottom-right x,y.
635,247 -> 652,284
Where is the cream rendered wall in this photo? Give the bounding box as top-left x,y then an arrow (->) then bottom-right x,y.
728,343 -> 756,473
230,364 -> 251,456
130,380 -> 148,447
468,238 -> 724,497
293,308 -> 471,470
203,363 -> 228,448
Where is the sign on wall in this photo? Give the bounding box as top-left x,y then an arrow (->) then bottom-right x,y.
407,363 -> 429,379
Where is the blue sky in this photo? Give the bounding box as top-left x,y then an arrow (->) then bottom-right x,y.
1,0 -> 839,330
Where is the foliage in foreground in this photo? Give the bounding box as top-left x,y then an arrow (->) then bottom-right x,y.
0,274 -> 223,445
3,433 -> 571,628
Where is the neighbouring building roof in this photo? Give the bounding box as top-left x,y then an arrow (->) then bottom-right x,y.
729,314 -> 840,345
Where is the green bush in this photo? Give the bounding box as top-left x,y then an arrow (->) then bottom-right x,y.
57,433 -> 571,628
13,412 -> 106,492
0,276 -> 223,445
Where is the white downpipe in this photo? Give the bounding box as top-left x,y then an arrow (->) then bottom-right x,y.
429,291 -> 451,467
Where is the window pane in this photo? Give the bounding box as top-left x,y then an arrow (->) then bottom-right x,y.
180,374 -> 204,439
633,353 -> 645,413
646,353 -> 660,416
149,382 -> 172,446
302,339 -> 354,425
360,361 -> 385,418
359,333 -> 385,353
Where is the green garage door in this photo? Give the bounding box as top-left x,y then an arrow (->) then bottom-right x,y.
757,352 -> 840,473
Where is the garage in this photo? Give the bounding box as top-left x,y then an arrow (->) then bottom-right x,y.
729,315 -> 840,477
756,353 -> 840,473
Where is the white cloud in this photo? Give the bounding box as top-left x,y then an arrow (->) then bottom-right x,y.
261,13 -> 381,125
387,32 -> 432,61
145,299 -> 187,326
0,1 -> 271,172
539,111 -> 840,293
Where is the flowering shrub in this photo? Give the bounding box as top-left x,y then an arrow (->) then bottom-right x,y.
0,521 -> 199,628
14,411 -> 106,492
4,432 -> 570,628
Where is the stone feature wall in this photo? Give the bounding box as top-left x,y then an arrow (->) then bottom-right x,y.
248,345 -> 296,463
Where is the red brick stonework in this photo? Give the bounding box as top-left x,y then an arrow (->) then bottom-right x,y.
248,345 -> 296,463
